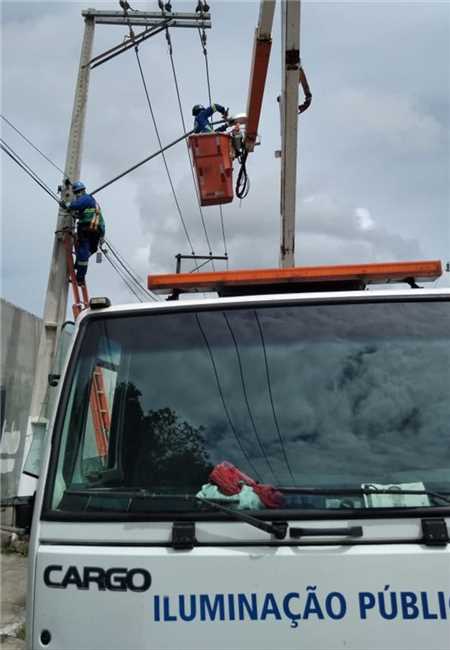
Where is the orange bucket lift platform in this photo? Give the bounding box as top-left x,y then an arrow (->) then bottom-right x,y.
189,132 -> 234,206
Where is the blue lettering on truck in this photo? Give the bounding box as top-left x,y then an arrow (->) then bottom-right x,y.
152,588 -> 450,628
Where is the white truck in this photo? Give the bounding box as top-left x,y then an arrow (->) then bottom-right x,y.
24,261 -> 450,650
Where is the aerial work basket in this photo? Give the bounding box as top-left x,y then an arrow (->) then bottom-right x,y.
189,133 -> 234,206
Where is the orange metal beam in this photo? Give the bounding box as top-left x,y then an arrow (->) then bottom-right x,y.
148,260 -> 442,293
245,38 -> 272,152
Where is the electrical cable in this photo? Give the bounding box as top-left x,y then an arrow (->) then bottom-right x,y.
165,28 -> 215,268
104,237 -> 159,301
106,247 -> 155,302
218,205 -> 228,268
105,238 -> 150,293
103,250 -> 144,302
254,311 -> 296,485
132,43 -> 196,255
189,258 -> 213,273
1,135 -> 155,305
235,149 -> 250,200
1,114 -> 65,175
298,66 -> 312,115
196,11 -> 230,265
195,313 -> 262,480
223,313 -> 280,483
1,139 -> 61,204
198,26 -> 212,107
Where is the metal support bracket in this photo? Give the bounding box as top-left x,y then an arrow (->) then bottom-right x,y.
421,518 -> 449,546
172,521 -> 196,550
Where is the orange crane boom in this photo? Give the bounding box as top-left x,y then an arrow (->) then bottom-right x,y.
245,0 -> 276,152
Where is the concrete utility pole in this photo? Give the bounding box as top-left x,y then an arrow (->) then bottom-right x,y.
18,8 -> 212,496
279,0 -> 301,268
18,16 -> 95,496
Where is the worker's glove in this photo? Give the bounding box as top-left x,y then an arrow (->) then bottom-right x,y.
59,200 -> 68,209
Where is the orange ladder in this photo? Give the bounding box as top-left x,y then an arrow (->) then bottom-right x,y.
63,233 -> 89,318
89,366 -> 110,461
64,233 -> 110,461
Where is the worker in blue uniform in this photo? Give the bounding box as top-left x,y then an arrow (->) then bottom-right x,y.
192,103 -> 229,133
61,181 -> 105,285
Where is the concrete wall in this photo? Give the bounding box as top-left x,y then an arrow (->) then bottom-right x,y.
1,298 -> 41,498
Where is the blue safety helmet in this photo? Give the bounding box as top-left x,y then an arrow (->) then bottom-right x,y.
72,181 -> 86,193
192,104 -> 204,116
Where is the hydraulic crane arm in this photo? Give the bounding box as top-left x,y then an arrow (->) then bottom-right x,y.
244,0 -> 276,152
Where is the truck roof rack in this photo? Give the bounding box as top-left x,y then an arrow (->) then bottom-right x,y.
148,260 -> 442,298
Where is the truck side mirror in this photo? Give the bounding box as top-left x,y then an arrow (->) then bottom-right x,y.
47,321 -> 75,387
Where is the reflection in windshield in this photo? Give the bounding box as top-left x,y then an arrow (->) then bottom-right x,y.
50,300 -> 450,513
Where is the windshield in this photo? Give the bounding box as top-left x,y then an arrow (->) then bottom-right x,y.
47,299 -> 450,517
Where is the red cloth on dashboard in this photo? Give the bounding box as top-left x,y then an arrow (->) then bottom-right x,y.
209,461 -> 284,509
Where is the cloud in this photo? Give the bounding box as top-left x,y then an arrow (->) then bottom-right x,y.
355,207 -> 374,231
1,1 -> 449,316
331,89 -> 445,156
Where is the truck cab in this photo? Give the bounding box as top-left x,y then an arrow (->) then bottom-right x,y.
27,264 -> 450,650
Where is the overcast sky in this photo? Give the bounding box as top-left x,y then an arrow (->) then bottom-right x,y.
1,0 -> 449,316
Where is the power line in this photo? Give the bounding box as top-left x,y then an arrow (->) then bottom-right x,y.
1,114 -> 65,175
1,135 -> 156,305
1,139 -> 60,204
223,313 -> 279,483
104,237 -> 159,301
189,258 -> 213,273
195,313 -> 262,480
197,19 -> 229,264
104,251 -> 144,302
254,311 -> 296,485
92,127 -> 195,196
105,246 -> 154,302
198,27 -> 212,106
106,238 -> 150,292
219,204 -> 228,267
132,42 -> 196,255
165,28 -> 215,267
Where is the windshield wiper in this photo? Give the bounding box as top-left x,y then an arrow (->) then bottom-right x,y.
278,487 -> 450,506
65,488 -> 288,538
194,496 -> 287,539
